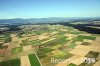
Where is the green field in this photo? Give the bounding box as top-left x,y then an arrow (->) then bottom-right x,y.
37,47 -> 54,59
72,35 -> 96,43
0,44 -> 3,48
0,58 -> 20,66
28,54 -> 41,66
53,51 -> 73,59
68,43 -> 77,48
0,24 -> 99,66
43,35 -> 68,46
4,34 -> 12,43
38,48 -> 54,53
0,35 -> 4,42
11,47 -> 23,54
77,35 -> 96,40
29,40 -> 41,45
21,39 -> 29,46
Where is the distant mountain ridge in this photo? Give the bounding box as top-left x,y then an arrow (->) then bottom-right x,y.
0,17 -> 100,25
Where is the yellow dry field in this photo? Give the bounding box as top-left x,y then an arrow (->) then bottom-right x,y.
92,37 -> 100,46
59,29 -> 68,31
0,42 -> 3,44
51,50 -> 61,55
90,46 -> 100,52
11,34 -> 18,41
11,41 -> 20,47
74,45 -> 91,50
28,36 -> 38,41
56,55 -> 86,66
79,34 -> 92,36
68,55 -> 86,65
69,48 -> 90,56
52,45 -> 62,49
75,41 -> 82,45
67,37 -> 73,40
21,55 -> 31,66
39,35 -> 49,40
42,38 -> 55,44
83,39 -> 93,43
64,34 -> 77,38
23,45 -> 32,51
51,31 -> 58,35
91,37 -> 100,52
2,43 -> 10,46
93,60 -> 100,66
56,62 -> 70,66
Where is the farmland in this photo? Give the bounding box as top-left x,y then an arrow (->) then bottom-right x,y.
0,22 -> 100,66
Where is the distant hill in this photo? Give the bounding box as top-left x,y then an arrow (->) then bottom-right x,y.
0,17 -> 100,25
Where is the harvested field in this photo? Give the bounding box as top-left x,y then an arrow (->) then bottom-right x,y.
75,41 -> 82,45
69,48 -> 90,56
21,55 -> 30,66
93,60 -> 100,66
23,45 -> 32,51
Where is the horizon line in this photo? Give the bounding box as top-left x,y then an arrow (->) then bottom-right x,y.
0,16 -> 100,20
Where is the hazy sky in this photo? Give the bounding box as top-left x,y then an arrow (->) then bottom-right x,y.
0,0 -> 100,19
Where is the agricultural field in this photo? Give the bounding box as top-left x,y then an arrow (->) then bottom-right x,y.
0,23 -> 100,66
0,58 -> 20,66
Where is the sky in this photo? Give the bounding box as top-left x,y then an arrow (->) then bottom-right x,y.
0,0 -> 100,19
